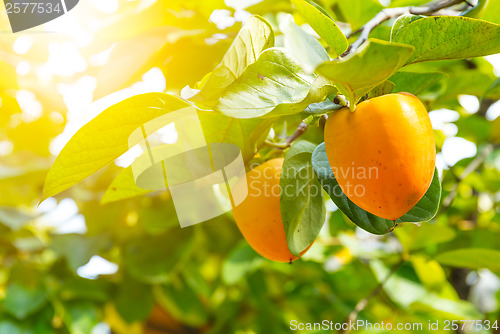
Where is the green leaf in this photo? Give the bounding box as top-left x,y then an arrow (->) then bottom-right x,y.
114,278 -> 154,323
371,260 -> 481,319
291,0 -> 348,57
52,234 -> 109,271
216,48 -> 336,118
281,15 -> 329,71
368,80 -> 395,98
280,140 -> 325,256
391,16 -> 500,64
316,39 -> 414,108
302,98 -> 344,115
0,320 -> 36,334
336,0 -> 384,30
389,71 -> 447,95
411,255 -> 449,294
394,223 -> 456,252
199,111 -> 275,162
311,143 -> 441,234
390,14 -> 424,40
389,0 -> 428,6
4,282 -> 48,320
222,242 -> 264,285
399,168 -> 441,223
63,302 -> 99,334
435,248 -> 500,271
124,227 -> 195,283
484,77 -> 500,99
194,15 -> 275,105
42,93 -> 190,201
463,0 -> 500,25
155,279 -> 208,327
101,167 -> 152,204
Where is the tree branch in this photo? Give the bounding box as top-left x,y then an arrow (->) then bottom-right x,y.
265,122 -> 309,149
342,259 -> 405,333
441,144 -> 495,211
344,0 -> 468,56
286,122 -> 309,145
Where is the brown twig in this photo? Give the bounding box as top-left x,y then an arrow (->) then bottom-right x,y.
265,122 -> 309,149
286,122 -> 309,145
343,0 -> 468,56
441,144 -> 495,211
343,259 -> 406,333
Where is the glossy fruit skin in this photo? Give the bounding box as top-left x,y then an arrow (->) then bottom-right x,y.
232,158 -> 308,263
324,92 -> 436,220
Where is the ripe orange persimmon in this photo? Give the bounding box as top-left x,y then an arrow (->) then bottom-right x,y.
232,158 -> 309,263
324,92 -> 436,220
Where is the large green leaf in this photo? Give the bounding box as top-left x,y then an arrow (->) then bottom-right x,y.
281,15 -> 329,71
371,261 -> 482,319
280,141 -> 325,256
463,0 -> 500,25
391,16 -> 500,64
311,143 -> 441,234
390,71 -> 448,95
435,248 -> 500,271
216,48 -> 336,118
394,223 -> 456,252
290,0 -> 348,58
316,39 -> 414,108
193,15 -> 275,105
4,282 -> 48,320
475,0 -> 500,25
42,93 -> 190,201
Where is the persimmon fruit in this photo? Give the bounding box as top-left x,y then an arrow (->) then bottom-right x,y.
324,92 -> 436,220
232,158 -> 310,263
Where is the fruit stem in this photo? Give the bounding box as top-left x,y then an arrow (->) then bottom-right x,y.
333,95 -> 349,108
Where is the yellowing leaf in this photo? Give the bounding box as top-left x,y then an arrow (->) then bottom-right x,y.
42,93 -> 190,201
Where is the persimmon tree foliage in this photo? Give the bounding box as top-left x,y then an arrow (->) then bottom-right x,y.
1,0 -> 500,333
